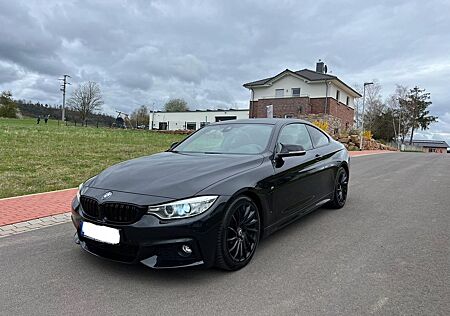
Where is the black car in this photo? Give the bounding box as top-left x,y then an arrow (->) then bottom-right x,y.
72,119 -> 349,271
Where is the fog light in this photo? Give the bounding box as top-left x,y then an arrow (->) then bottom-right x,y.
181,244 -> 192,255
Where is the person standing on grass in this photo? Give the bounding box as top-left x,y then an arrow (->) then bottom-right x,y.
44,115 -> 49,124
37,115 -> 41,124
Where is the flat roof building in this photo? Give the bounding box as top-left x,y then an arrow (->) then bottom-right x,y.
149,109 -> 249,131
409,140 -> 449,154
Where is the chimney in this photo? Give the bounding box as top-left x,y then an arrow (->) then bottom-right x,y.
316,60 -> 325,73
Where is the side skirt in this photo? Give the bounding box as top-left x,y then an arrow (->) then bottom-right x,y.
261,194 -> 333,238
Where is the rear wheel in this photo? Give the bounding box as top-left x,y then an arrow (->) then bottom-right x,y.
215,196 -> 260,271
328,167 -> 348,209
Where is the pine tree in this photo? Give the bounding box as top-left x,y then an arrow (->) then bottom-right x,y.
403,87 -> 437,144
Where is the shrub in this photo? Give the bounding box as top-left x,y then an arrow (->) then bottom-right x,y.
0,91 -> 18,118
312,120 -> 329,132
363,130 -> 373,139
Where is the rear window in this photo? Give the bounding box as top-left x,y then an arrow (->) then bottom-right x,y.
306,125 -> 329,148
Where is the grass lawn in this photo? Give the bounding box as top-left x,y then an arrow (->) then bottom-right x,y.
0,118 -> 186,198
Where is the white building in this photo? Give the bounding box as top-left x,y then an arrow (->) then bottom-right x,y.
149,109 -> 249,131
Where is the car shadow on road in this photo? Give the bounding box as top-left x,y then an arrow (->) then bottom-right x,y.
71,205 -> 338,283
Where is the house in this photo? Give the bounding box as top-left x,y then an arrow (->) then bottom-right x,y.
243,60 -> 361,133
409,140 -> 449,153
149,109 -> 249,131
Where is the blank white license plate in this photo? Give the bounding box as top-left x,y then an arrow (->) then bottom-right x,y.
81,222 -> 120,245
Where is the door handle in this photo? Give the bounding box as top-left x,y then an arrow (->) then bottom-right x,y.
315,154 -> 321,159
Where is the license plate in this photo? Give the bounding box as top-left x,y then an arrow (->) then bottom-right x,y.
81,222 -> 120,245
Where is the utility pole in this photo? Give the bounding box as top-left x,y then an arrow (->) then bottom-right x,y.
359,82 -> 373,150
58,75 -> 71,122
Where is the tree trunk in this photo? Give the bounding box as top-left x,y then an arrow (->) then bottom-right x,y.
409,126 -> 415,145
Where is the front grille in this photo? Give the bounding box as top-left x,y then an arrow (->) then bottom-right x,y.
80,196 -> 145,224
81,196 -> 99,218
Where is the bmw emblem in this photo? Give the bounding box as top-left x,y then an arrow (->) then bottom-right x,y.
102,191 -> 113,200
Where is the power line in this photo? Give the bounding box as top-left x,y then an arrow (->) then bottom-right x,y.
58,75 -> 71,122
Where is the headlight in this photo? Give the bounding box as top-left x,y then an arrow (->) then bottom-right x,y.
76,183 -> 83,202
147,196 -> 218,219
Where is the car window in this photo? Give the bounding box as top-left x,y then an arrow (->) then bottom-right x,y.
306,125 -> 329,148
277,123 -> 313,152
174,123 -> 274,154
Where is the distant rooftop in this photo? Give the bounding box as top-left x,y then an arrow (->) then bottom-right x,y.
410,140 -> 449,148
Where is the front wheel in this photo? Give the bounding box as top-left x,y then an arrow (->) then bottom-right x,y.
328,167 -> 349,209
215,196 -> 261,271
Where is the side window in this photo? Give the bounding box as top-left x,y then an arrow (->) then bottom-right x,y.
306,125 -> 329,148
277,124 -> 313,152
275,89 -> 284,97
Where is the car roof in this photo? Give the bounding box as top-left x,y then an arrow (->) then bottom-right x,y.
210,118 -> 311,126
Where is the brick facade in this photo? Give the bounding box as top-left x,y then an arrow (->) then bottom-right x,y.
250,97 -> 354,133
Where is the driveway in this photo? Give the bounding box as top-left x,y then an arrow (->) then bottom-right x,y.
0,153 -> 449,315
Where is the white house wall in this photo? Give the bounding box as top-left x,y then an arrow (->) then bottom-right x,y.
251,74 -> 355,108
252,75 -> 324,100
150,110 -> 249,131
328,83 -> 355,108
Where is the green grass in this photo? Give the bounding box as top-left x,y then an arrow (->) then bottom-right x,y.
0,118 -> 186,198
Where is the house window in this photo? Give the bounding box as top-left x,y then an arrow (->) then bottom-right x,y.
336,90 -> 340,102
275,89 -> 284,98
186,122 -> 196,130
158,122 -> 168,130
346,96 -> 350,105
284,113 -> 295,118
292,88 -> 301,97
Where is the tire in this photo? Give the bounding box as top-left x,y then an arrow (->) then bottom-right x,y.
215,196 -> 261,271
327,166 -> 349,209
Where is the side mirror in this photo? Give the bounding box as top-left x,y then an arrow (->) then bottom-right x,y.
277,150 -> 306,158
169,142 -> 179,150
277,144 -> 306,158
274,144 -> 306,167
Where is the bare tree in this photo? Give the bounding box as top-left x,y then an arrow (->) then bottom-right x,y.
68,81 -> 104,123
386,84 -> 409,143
130,105 -> 150,128
354,80 -> 383,129
354,80 -> 384,132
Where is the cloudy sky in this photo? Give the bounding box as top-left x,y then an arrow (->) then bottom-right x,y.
1,0 -> 449,141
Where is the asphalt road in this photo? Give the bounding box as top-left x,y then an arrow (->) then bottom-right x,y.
1,153 -> 449,315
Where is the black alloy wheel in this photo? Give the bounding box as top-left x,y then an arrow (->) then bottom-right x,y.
328,166 -> 348,209
215,196 -> 260,270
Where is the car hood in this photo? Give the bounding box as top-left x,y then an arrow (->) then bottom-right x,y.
88,152 -> 264,199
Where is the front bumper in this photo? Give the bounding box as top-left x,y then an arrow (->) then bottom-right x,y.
71,193 -> 229,269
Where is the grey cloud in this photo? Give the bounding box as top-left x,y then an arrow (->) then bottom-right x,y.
0,0 -> 449,143
0,62 -> 23,84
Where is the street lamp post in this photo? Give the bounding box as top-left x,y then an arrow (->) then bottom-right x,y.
359,82 -> 373,150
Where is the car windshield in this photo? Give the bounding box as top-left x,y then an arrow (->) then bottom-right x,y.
173,123 -> 274,154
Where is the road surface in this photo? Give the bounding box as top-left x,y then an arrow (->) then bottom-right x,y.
1,152 -> 449,315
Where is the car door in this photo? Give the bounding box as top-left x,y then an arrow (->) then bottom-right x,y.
305,124 -> 335,199
269,123 -> 322,219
